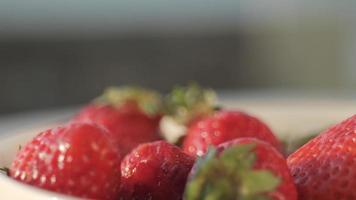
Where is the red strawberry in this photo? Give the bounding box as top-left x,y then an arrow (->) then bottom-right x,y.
185,138 -> 297,200
182,110 -> 282,157
10,123 -> 122,200
287,114 -> 356,200
120,140 -> 195,200
72,86 -> 162,155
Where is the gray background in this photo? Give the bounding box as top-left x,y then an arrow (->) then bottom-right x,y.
0,0 -> 355,114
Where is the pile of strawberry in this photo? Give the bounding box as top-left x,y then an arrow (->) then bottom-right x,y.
5,84 -> 356,200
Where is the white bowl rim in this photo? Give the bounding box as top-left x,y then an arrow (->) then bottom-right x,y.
0,173 -> 79,200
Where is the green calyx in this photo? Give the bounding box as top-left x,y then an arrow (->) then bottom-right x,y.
184,144 -> 281,200
95,86 -> 162,116
164,83 -> 217,125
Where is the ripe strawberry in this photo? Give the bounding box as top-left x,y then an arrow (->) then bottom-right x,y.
182,110 -> 282,157
120,140 -> 195,200
10,123 -> 122,200
185,138 -> 297,200
72,86 -> 162,155
287,114 -> 356,200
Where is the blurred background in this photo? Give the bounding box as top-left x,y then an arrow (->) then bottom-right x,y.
0,0 -> 355,115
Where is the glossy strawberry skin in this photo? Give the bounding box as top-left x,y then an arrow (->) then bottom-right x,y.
287,115 -> 356,200
72,103 -> 161,156
120,140 -> 195,200
10,123 -> 122,200
183,110 -> 282,157
218,138 -> 297,200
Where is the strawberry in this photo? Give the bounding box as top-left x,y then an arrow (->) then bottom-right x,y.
182,110 -> 282,157
120,140 -> 195,200
160,83 -> 217,144
287,114 -> 356,200
72,86 -> 162,155
185,138 -> 297,200
9,123 -> 122,200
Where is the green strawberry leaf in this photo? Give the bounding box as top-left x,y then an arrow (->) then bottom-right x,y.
95,86 -> 162,116
163,82 -> 217,124
184,144 -> 281,200
241,170 -> 280,195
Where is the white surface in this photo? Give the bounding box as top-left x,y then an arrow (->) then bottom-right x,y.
0,93 -> 354,199
0,107 -> 77,137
